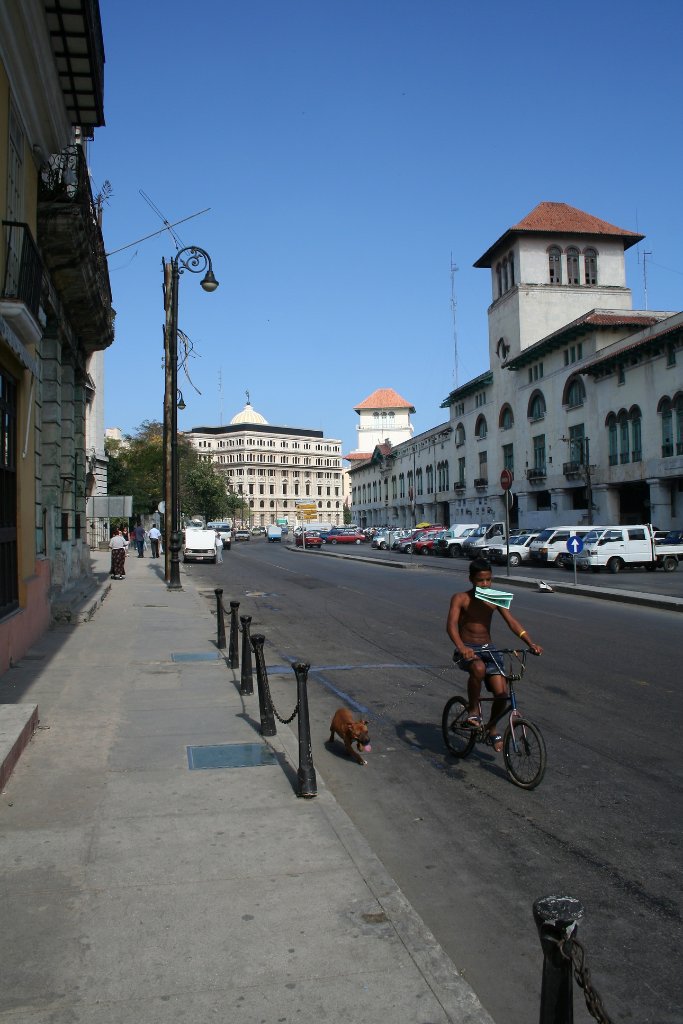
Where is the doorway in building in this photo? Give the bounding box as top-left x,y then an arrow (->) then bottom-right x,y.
618,481 -> 651,525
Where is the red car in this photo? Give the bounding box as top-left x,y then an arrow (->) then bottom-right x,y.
296,531 -> 322,548
413,529 -> 445,555
324,529 -> 364,545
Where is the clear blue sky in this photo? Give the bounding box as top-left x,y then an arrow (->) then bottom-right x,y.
91,0 -> 683,456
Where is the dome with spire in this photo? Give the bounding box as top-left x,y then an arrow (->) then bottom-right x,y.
230,393 -> 268,426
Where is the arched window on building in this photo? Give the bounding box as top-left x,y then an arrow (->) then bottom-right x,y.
659,397 -> 674,457
508,253 -> 515,287
475,414 -> 487,439
426,465 -> 434,492
676,393 -> 683,455
566,247 -> 580,285
606,413 -> 618,466
416,468 -> 423,495
618,411 -> 630,464
584,247 -> 598,285
496,263 -> 502,297
456,422 -> 466,446
630,406 -> 642,462
548,246 -> 562,284
499,404 -> 514,430
399,473 -> 405,498
565,376 -> 585,408
528,391 -> 546,421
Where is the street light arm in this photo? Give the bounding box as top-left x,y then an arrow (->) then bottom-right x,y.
174,246 -> 219,291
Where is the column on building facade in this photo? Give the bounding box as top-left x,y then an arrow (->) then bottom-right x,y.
549,488 -> 569,517
591,484 -> 619,525
646,478 -> 672,528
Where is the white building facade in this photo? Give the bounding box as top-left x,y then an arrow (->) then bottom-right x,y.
185,400 -> 345,528
350,202 -> 683,532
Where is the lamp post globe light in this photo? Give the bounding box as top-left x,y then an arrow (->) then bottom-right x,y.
163,246 -> 219,590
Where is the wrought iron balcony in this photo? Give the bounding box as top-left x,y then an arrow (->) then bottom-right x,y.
526,467 -> 546,481
474,477 -> 488,488
37,144 -> 114,352
563,461 -> 582,477
454,481 -> 466,491
0,221 -> 44,346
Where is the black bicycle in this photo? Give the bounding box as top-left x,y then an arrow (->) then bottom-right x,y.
441,648 -> 546,790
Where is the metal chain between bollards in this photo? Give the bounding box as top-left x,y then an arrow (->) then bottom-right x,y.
558,936 -> 614,1024
262,672 -> 300,725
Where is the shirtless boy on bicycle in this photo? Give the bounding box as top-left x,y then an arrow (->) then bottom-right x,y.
447,558 -> 542,752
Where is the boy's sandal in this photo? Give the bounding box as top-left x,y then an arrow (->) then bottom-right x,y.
465,715 -> 482,728
486,733 -> 504,752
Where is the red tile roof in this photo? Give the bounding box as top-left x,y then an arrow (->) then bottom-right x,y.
475,202 -> 645,267
354,388 -> 415,413
344,451 -> 373,462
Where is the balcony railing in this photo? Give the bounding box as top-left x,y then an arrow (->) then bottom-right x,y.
563,461 -> 582,476
2,221 -> 43,320
662,443 -> 674,458
632,450 -> 642,463
37,144 -> 114,352
454,481 -> 466,490
526,467 -> 546,481
474,477 -> 488,488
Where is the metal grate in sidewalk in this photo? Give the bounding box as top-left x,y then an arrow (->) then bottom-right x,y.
186,743 -> 277,770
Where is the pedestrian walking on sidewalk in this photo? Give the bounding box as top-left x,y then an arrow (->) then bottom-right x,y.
109,528 -> 128,579
215,530 -> 223,564
148,525 -> 161,558
133,522 -> 146,557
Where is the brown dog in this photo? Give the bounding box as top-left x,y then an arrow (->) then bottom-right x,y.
328,708 -> 371,765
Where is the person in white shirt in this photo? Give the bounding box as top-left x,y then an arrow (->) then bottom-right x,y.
148,525 -> 162,558
109,528 -> 128,579
215,530 -> 223,564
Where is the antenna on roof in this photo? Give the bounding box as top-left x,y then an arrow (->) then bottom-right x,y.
642,250 -> 652,311
450,255 -> 459,386
218,368 -> 223,426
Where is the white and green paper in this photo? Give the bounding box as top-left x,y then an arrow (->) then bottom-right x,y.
474,586 -> 514,609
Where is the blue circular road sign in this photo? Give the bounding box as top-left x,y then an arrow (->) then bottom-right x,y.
566,535 -> 584,555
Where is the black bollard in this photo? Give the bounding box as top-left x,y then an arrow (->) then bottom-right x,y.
292,662 -> 317,798
215,588 -> 226,649
239,615 -> 254,695
228,600 -> 240,669
250,634 -> 276,736
533,895 -> 584,1024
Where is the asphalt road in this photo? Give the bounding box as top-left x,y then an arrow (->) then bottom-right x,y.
188,540 -> 682,1024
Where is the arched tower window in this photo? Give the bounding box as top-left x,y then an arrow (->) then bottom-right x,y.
548,246 -> 562,284
566,247 -> 580,285
584,247 -> 598,285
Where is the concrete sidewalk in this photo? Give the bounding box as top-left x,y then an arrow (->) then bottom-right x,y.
0,551 -> 494,1024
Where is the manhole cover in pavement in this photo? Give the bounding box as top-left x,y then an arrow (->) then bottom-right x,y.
187,743 -> 277,770
171,652 -> 222,662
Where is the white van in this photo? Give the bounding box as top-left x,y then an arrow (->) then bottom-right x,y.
575,524 -> 657,573
183,527 -> 217,563
529,525 -> 593,566
267,525 -> 282,543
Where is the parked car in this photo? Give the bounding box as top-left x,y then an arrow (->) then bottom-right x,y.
182,527 -> 217,563
207,522 -> 232,549
397,527 -> 437,554
233,528 -> 251,542
488,533 -> 539,567
251,525 -> 266,535
324,529 -> 364,545
371,529 -> 402,550
295,531 -> 323,548
413,529 -> 445,555
267,525 -> 282,543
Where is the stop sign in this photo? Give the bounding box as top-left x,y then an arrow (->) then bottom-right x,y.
500,469 -> 513,491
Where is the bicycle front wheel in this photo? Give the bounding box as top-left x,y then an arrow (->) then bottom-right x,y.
503,718 -> 546,789
442,696 -> 476,758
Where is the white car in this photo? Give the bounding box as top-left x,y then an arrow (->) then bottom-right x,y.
488,533 -> 539,567
207,522 -> 232,549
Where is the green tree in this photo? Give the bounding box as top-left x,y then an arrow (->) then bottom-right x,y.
181,461 -> 227,523
106,420 -> 226,519
225,491 -> 251,523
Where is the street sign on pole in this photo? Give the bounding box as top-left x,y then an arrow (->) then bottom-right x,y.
567,535 -> 584,586
500,469 -> 513,491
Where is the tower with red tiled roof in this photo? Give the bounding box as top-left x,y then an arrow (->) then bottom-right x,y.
475,201 -> 643,365
349,387 -> 415,457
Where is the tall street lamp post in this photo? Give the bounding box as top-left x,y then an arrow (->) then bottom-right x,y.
163,246 -> 219,590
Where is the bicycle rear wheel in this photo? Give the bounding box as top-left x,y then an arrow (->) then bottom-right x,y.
503,717 -> 546,789
442,696 -> 476,758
